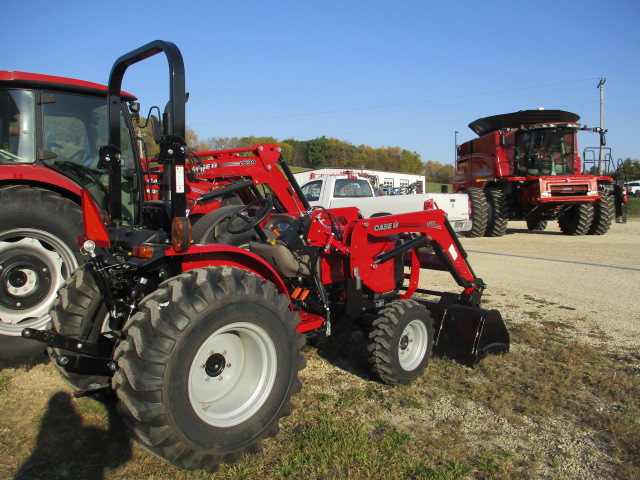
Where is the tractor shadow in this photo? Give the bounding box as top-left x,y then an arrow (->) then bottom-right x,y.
310,322 -> 379,383
13,391 -> 131,480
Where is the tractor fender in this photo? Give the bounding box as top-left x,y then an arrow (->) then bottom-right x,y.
0,164 -> 83,200
177,244 -> 290,296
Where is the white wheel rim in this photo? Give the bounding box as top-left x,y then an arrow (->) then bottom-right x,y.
188,321 -> 277,428
0,229 -> 78,333
398,319 -> 428,371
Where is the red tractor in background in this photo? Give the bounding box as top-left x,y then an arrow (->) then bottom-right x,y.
22,40 -> 509,472
453,109 -> 622,237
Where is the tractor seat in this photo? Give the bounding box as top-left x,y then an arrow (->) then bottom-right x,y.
249,214 -> 314,277
142,200 -> 172,231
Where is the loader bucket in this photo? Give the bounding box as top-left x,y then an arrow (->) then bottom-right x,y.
415,299 -> 509,366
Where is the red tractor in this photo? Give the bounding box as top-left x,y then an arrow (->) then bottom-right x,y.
0,70 -> 259,361
453,110 -> 618,237
23,41 -> 509,472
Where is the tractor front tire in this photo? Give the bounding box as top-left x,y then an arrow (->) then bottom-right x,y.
485,188 -> 510,237
0,185 -> 83,364
112,267 -> 305,472
464,188 -> 489,237
558,204 -> 594,236
588,195 -> 614,235
368,299 -> 434,385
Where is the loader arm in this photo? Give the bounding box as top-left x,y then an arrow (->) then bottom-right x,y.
346,209 -> 483,301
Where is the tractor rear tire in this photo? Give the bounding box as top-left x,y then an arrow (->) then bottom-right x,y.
526,216 -> 548,231
192,205 -> 256,248
0,185 -> 83,364
588,195 -> 614,235
558,204 -> 594,236
368,299 -> 434,385
112,267 -> 305,472
48,264 -> 115,391
464,188 -> 489,238
485,188 -> 509,237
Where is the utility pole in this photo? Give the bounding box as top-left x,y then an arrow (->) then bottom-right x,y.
597,78 -> 606,174
454,130 -> 459,163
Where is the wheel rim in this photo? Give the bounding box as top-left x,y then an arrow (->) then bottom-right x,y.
398,319 -> 428,371
188,321 -> 277,428
0,228 -> 78,334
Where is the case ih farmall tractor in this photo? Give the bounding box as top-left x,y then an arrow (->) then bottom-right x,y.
0,69 -> 257,361
22,41 -> 509,472
453,110 -> 618,237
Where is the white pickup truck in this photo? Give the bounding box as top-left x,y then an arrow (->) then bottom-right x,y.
297,174 -> 472,232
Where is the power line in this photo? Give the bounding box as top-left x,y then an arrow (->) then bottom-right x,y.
190,78 -> 602,127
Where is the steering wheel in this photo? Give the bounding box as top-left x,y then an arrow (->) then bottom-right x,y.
226,198 -> 274,234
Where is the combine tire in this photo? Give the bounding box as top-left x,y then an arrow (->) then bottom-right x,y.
485,188 -> 509,237
48,265 -> 115,390
465,188 -> 488,237
558,204 -> 594,236
526,216 -> 548,231
368,299 -> 433,385
588,195 -> 614,235
192,205 -> 255,248
0,186 -> 83,362
112,267 -> 305,472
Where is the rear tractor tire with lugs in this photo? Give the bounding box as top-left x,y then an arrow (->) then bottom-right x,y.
112,266 -> 306,472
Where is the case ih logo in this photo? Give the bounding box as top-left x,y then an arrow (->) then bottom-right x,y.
373,221 -> 399,232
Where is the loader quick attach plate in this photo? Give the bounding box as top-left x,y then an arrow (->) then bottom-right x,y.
413,298 -> 510,366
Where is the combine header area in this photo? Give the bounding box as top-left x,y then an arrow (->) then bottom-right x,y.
22,41 -> 509,472
454,109 -> 621,237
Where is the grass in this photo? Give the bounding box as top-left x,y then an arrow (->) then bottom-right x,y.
626,197 -> 640,217
1,320 -> 638,480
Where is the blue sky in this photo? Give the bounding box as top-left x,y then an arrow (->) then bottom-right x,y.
4,0 -> 639,165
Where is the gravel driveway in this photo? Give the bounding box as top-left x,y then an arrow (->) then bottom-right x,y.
423,219 -> 640,353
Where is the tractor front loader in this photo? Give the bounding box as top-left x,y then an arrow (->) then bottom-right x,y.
22,40 -> 509,472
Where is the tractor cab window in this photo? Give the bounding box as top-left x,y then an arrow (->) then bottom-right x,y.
516,128 -> 575,176
0,89 -> 36,164
41,92 -> 139,223
42,92 -> 135,170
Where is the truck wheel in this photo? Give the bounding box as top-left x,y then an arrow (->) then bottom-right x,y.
368,299 -> 433,385
526,217 -> 548,231
48,265 -> 115,390
192,205 -> 255,248
464,188 -> 488,237
558,204 -> 594,236
588,195 -> 614,235
112,267 -> 305,472
485,188 -> 509,237
0,185 -> 83,363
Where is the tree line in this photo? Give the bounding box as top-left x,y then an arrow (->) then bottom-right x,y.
138,122 -> 453,180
